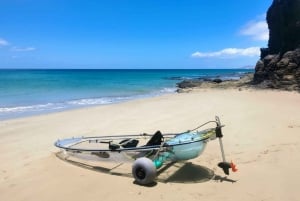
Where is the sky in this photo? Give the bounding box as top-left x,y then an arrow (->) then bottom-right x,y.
0,0 -> 273,69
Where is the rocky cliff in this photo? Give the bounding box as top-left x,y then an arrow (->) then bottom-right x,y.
253,0 -> 300,91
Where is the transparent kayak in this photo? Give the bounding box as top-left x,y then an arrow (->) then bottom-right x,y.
54,117 -> 236,185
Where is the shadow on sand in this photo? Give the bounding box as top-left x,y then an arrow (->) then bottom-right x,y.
157,162 -> 236,184
55,151 -> 236,186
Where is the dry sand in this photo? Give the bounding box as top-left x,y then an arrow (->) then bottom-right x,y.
1,89 -> 300,201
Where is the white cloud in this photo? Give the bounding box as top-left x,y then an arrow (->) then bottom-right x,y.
0,37 -> 37,52
191,47 -> 260,58
0,38 -> 9,46
240,19 -> 269,41
11,46 -> 36,52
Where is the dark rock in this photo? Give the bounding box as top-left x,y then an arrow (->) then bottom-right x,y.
283,51 -> 296,60
264,54 -> 277,63
253,60 -> 266,83
176,88 -> 185,93
212,78 -> 222,83
176,73 -> 254,91
260,48 -> 270,59
267,0 -> 300,54
255,59 -> 264,70
287,62 -> 298,69
266,55 -> 280,68
176,80 -> 202,88
253,0 -> 300,91
276,57 -> 290,68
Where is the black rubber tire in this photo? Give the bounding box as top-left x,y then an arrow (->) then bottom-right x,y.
132,157 -> 156,185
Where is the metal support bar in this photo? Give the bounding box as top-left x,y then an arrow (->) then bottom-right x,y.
215,116 -> 226,162
218,138 -> 226,162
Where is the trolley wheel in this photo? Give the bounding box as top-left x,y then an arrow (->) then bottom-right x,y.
132,157 -> 156,185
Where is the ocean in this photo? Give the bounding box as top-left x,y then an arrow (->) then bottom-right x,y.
0,69 -> 253,120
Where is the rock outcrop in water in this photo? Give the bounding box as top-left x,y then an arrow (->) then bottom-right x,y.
176,73 -> 253,92
253,0 -> 300,91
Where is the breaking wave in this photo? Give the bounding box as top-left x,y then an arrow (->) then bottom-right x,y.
0,88 -> 176,120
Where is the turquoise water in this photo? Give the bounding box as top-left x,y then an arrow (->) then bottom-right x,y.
0,69 -> 253,120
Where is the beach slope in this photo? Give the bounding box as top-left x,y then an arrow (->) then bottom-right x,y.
1,89 -> 300,201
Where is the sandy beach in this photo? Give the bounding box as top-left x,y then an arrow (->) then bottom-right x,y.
1,88 -> 300,201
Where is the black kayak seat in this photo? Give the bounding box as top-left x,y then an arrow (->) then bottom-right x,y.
119,139 -> 139,148
146,131 -> 163,146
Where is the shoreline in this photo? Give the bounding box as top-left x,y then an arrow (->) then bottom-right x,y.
0,75 -> 253,122
0,71 -> 296,123
0,69 -> 253,121
0,88 -> 177,121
